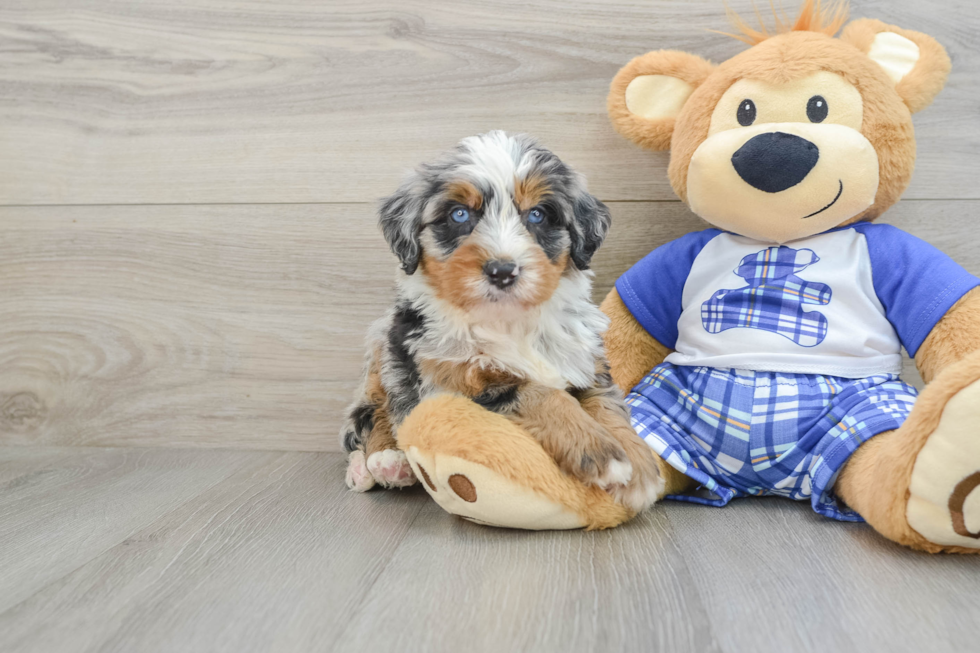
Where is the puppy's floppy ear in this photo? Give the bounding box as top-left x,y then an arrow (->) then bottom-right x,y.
379,180 -> 425,275
568,191 -> 611,271
608,50 -> 715,151
841,19 -> 951,114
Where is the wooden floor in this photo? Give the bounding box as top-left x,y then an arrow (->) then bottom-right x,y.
0,447 -> 977,653
2,1 -> 980,651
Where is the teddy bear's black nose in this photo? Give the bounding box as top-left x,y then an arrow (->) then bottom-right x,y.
731,132 -> 820,193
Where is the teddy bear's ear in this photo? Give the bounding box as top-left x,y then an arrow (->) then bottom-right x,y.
608,50 -> 716,151
840,18 -> 951,114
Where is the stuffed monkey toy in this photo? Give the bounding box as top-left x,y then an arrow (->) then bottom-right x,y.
398,0 -> 980,553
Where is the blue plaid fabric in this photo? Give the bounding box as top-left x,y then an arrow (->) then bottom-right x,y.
701,246 -> 832,347
626,363 -> 919,521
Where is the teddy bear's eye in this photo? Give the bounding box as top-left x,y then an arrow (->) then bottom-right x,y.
736,99 -> 756,126
807,95 -> 828,123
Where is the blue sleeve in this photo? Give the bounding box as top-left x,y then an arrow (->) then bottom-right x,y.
853,223 -> 980,357
614,229 -> 722,348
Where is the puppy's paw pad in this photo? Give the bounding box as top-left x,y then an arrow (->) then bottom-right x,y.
345,450 -> 375,492
367,449 -> 418,488
596,458 -> 633,489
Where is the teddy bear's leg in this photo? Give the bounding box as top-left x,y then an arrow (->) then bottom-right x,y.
835,351 -> 980,553
397,395 -> 632,530
658,458 -> 699,495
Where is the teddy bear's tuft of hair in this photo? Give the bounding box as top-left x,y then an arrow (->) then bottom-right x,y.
718,0 -> 850,46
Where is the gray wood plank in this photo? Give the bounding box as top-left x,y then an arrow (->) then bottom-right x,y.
0,452 -> 424,653
332,501 -> 719,653
666,498 -> 980,653
0,447 -> 279,614
0,446 -> 81,486
1,449 -> 976,653
2,200 -> 973,450
0,0 -> 977,205
0,202 -> 397,451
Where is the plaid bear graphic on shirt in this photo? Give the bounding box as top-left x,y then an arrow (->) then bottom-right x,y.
701,246 -> 832,347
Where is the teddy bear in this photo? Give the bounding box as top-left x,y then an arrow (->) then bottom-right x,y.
394,0 -> 980,553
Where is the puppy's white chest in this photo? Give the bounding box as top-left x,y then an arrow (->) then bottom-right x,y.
478,337 -> 568,389
471,323 -> 596,390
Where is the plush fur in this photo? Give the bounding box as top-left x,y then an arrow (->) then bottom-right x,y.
915,288 -> 980,384
836,349 -> 980,553
341,131 -> 662,515
719,0 -> 849,46
840,18 -> 952,114
604,1 -> 980,552
664,30 -> 918,223
608,4 -> 949,227
397,395 -> 632,530
607,50 -> 715,151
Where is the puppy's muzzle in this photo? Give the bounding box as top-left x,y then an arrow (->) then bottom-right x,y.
483,259 -> 518,290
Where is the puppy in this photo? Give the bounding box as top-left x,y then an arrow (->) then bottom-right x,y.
340,131 -> 661,512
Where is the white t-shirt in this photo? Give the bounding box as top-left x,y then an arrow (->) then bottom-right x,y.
615,224 -> 978,379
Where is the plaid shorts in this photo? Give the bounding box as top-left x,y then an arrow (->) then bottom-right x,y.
626,363 -> 919,521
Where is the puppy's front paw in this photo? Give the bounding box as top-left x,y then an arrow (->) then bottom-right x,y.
366,448 -> 418,488
345,449 -> 376,492
596,457 -> 633,489
608,444 -> 664,513
567,439 -> 631,489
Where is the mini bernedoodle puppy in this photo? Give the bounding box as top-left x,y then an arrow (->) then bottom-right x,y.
340,131 -> 661,513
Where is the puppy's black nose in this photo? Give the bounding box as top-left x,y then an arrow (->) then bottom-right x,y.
483,260 -> 518,289
731,132 -> 819,193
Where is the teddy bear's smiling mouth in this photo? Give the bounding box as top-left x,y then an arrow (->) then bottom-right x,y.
801,180 -> 844,219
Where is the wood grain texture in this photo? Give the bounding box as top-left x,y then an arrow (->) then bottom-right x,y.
333,500 -> 719,653
0,203 -> 395,451
1,449 -> 977,653
667,498 -> 980,653
0,0 -> 977,205
0,446 -> 279,613
0,450 -> 424,653
2,200 -> 974,450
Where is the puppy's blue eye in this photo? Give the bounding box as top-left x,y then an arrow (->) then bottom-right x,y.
528,208 -> 545,224
451,208 -> 470,223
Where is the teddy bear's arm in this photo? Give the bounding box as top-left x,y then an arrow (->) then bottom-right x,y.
600,287 -> 672,393
914,287 -> 980,384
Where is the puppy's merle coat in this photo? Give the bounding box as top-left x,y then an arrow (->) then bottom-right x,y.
341,132 -> 661,512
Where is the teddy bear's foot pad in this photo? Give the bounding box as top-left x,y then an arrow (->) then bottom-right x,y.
405,446 -> 586,530
908,379 -> 980,548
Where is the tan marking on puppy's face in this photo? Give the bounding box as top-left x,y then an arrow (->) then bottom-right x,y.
419,174 -> 572,313
519,249 -> 569,308
514,175 -> 550,212
420,241 -> 490,312
687,71 -> 880,243
445,180 -> 484,211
